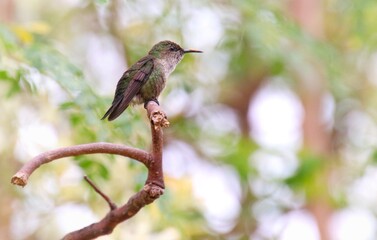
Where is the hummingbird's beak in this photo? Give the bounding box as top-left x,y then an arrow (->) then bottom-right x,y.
183,49 -> 203,54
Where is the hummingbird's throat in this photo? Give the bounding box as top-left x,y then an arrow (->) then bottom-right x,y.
156,56 -> 182,77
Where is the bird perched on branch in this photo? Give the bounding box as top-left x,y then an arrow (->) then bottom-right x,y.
102,40 -> 202,121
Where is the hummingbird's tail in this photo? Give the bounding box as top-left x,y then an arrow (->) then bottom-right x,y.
101,107 -> 113,121
101,98 -> 130,121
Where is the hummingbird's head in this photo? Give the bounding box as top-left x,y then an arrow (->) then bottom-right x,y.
149,40 -> 202,63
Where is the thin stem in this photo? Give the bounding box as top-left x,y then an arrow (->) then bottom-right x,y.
84,176 -> 117,210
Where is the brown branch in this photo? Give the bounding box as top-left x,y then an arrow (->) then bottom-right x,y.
145,101 -> 169,189
11,143 -> 150,187
63,184 -> 163,240
11,101 -> 169,239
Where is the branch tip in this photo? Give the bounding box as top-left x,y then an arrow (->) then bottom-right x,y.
11,173 -> 28,187
146,101 -> 170,128
151,111 -> 170,128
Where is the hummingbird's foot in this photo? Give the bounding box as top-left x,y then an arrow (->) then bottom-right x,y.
144,99 -> 160,109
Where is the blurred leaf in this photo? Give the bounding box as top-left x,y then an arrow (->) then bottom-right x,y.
0,25 -> 18,49
95,0 -> 109,4
29,22 -> 51,35
221,137 -> 258,180
0,70 -> 10,80
370,149 -> 377,165
12,26 -> 33,44
59,101 -> 77,110
285,151 -> 324,194
76,156 -> 110,180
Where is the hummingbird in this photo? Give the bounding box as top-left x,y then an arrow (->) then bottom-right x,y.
102,40 -> 202,121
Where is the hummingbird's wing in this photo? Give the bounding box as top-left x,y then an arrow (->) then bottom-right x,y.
102,56 -> 154,121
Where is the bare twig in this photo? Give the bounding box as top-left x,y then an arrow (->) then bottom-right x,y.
84,176 -> 117,210
11,101 -> 169,239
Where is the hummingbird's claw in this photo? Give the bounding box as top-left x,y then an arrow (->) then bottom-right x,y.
144,99 -> 160,109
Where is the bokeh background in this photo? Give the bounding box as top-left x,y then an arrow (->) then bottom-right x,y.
2,0 -> 377,239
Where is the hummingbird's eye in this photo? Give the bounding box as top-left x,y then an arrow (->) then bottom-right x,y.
169,47 -> 175,51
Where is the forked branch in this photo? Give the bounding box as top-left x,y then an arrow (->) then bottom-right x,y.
11,101 -> 169,239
